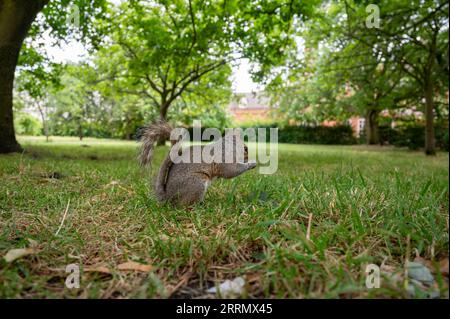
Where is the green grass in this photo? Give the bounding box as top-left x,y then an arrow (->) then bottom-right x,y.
0,136 -> 448,298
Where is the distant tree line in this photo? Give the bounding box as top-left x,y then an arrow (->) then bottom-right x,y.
268,0 -> 449,155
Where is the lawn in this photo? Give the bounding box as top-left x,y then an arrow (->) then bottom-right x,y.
0,136 -> 448,298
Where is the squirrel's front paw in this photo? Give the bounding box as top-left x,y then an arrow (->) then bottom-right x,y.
247,161 -> 257,169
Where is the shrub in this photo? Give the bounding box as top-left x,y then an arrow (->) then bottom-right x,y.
14,112 -> 42,136
184,123 -> 357,145
278,125 -> 357,145
392,125 -> 424,150
237,124 -> 356,145
379,123 -> 449,151
435,124 -> 449,151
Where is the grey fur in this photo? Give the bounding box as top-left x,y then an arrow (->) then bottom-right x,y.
139,121 -> 256,206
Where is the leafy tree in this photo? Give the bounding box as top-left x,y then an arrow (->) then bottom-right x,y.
0,0 -> 107,153
47,63 -> 114,140
1,0 -> 318,151
170,66 -> 233,129
273,0 -> 448,151
97,0 -> 316,128
268,45 -> 346,125
333,0 -> 449,154
47,63 -> 155,140
12,95 -> 42,136
47,65 -> 91,140
13,112 -> 42,136
316,45 -> 419,144
15,59 -> 63,142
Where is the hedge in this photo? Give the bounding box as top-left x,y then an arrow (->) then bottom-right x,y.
378,123 -> 449,151
276,125 -> 357,145
183,122 -> 449,151
186,124 -> 357,145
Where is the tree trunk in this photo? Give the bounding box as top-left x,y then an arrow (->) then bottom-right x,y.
42,117 -> 49,142
37,103 -> 49,142
78,123 -> 83,141
156,103 -> 169,146
159,103 -> 169,122
365,109 -> 379,145
0,45 -> 21,152
423,32 -> 438,156
424,81 -> 436,155
0,0 -> 48,153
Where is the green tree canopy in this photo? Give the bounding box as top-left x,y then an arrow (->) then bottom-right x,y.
95,0 -> 317,124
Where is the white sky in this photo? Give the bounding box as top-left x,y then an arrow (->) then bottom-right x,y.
45,39 -> 261,93
231,59 -> 263,93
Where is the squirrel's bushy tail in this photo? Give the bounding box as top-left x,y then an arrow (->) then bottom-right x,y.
139,120 -> 180,202
138,120 -> 174,167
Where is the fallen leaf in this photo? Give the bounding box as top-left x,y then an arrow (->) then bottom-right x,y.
207,277 -> 245,297
245,273 -> 261,283
380,263 -> 396,273
84,265 -> 111,274
68,253 -> 83,260
158,234 -> 170,241
117,261 -> 153,272
3,248 -> 37,263
440,258 -> 449,277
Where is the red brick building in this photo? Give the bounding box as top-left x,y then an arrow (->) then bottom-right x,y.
228,92 -> 272,123
323,117 -> 366,137
228,91 -> 366,137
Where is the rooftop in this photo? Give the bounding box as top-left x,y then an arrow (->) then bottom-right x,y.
229,92 -> 272,110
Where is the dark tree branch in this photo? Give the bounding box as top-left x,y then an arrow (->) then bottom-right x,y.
187,0 -> 197,55
168,59 -> 227,105
117,40 -> 164,95
116,88 -> 160,107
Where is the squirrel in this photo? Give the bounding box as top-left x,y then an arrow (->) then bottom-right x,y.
138,120 -> 257,206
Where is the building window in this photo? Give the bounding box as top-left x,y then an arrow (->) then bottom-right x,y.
358,118 -> 365,136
